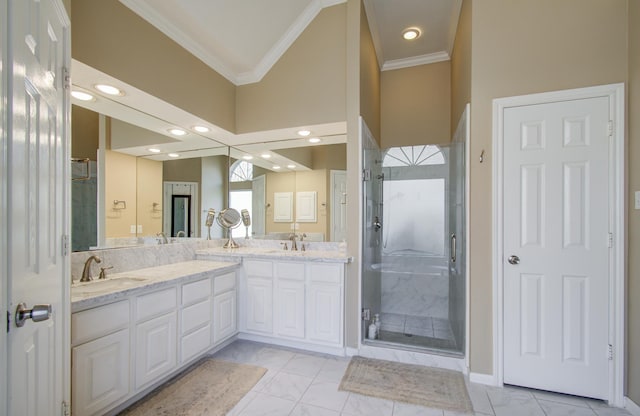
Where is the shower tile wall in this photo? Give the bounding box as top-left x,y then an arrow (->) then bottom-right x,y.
380,272 -> 448,319
379,255 -> 449,319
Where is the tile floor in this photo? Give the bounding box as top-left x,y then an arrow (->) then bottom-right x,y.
211,340 -> 632,416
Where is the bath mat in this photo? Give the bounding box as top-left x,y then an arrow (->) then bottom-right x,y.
339,356 -> 473,413
120,358 -> 267,416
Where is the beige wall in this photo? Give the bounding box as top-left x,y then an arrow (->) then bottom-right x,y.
71,0 -> 236,132
136,158 -> 163,237
450,0 -> 471,135
71,105 -> 99,160
265,171 -> 297,234
468,0 -> 628,375
628,0 -> 640,404
381,61 -> 451,148
360,4 -> 380,143
236,4 -> 347,133
105,150 -> 137,238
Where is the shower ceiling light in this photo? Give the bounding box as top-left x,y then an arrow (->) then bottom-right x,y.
402,28 -> 421,40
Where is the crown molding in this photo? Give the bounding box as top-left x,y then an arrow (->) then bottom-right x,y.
382,51 -> 450,71
121,0 -> 346,86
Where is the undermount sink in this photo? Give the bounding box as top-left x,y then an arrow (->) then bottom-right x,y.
72,277 -> 148,295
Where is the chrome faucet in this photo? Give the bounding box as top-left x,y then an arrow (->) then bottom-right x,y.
289,233 -> 298,251
157,232 -> 169,244
80,255 -> 101,282
176,230 -> 186,238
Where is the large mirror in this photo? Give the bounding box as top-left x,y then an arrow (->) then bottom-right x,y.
71,104 -> 347,252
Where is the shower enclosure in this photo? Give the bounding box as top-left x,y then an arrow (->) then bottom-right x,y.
361,136 -> 466,355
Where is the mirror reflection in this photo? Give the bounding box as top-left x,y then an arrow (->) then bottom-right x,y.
71,105 -> 347,252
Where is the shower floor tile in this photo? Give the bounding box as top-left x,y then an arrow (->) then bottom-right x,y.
379,313 -> 454,342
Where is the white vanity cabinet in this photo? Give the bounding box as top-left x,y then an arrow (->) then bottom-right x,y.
71,301 -> 130,416
135,287 -> 178,390
241,259 -> 344,351
71,265 -> 239,416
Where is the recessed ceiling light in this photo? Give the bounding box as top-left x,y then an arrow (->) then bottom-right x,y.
273,165 -> 281,170
243,155 -> 253,160
148,148 -> 161,153
261,153 -> 271,159
297,129 -> 311,137
287,164 -> 296,169
168,153 -> 180,158
308,138 -> 321,143
71,90 -> 95,101
193,125 -> 210,133
402,28 -> 421,40
169,128 -> 186,136
94,84 -> 123,96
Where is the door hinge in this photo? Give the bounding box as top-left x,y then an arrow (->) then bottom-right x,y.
62,401 -> 70,416
362,169 -> 371,181
608,344 -> 613,360
608,232 -> 613,248
62,66 -> 71,90
6,310 -> 9,333
608,120 -> 614,137
62,234 -> 69,256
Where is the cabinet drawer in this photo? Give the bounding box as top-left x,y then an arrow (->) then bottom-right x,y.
213,272 -> 236,295
181,324 -> 211,363
182,277 -> 212,305
308,263 -> 343,284
136,287 -> 177,322
181,298 -> 212,335
244,260 -> 273,278
72,300 -> 129,345
275,262 -> 305,281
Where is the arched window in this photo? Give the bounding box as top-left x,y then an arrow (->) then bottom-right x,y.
230,160 -> 253,182
382,145 -> 445,167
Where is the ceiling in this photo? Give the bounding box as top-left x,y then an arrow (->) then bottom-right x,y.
71,0 -> 461,167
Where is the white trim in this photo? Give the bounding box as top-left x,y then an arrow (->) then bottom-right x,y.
0,1 -> 7,413
237,332 -> 346,357
626,397 -> 640,416
382,51 -> 450,72
469,372 -> 499,386
492,83 -> 625,405
119,0 -> 346,86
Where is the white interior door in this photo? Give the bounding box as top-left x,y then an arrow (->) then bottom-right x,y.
5,0 -> 70,414
502,96 -> 611,399
331,170 -> 347,242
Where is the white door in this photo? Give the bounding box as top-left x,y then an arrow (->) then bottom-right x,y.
330,170 -> 347,241
252,175 -> 265,236
503,96 -> 611,399
5,0 -> 70,415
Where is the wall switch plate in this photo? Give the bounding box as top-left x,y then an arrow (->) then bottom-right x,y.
137,225 -> 143,233
635,191 -> 640,210
130,225 -> 136,233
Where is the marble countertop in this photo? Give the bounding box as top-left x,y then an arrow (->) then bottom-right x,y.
71,260 -> 239,312
195,246 -> 353,263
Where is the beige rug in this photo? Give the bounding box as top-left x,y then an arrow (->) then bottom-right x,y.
120,359 -> 267,416
339,356 -> 473,413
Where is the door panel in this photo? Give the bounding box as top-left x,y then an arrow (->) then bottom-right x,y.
503,97 -> 610,399
8,0 -> 69,414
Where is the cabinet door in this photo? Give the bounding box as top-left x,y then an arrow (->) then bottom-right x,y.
72,329 -> 130,416
275,279 -> 305,339
135,312 -> 177,390
246,277 -> 273,334
213,290 -> 237,344
307,283 -> 342,345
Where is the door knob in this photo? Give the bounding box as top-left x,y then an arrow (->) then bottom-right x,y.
508,255 -> 520,265
15,303 -> 52,327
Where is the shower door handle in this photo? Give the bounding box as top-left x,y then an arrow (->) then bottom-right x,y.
450,234 -> 456,263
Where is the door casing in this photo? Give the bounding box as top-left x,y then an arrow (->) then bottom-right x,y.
492,83 -> 625,406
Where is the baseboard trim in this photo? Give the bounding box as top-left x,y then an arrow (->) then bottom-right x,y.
236,332 -> 346,356
345,347 -> 359,357
626,397 -> 640,416
469,372 -> 499,386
